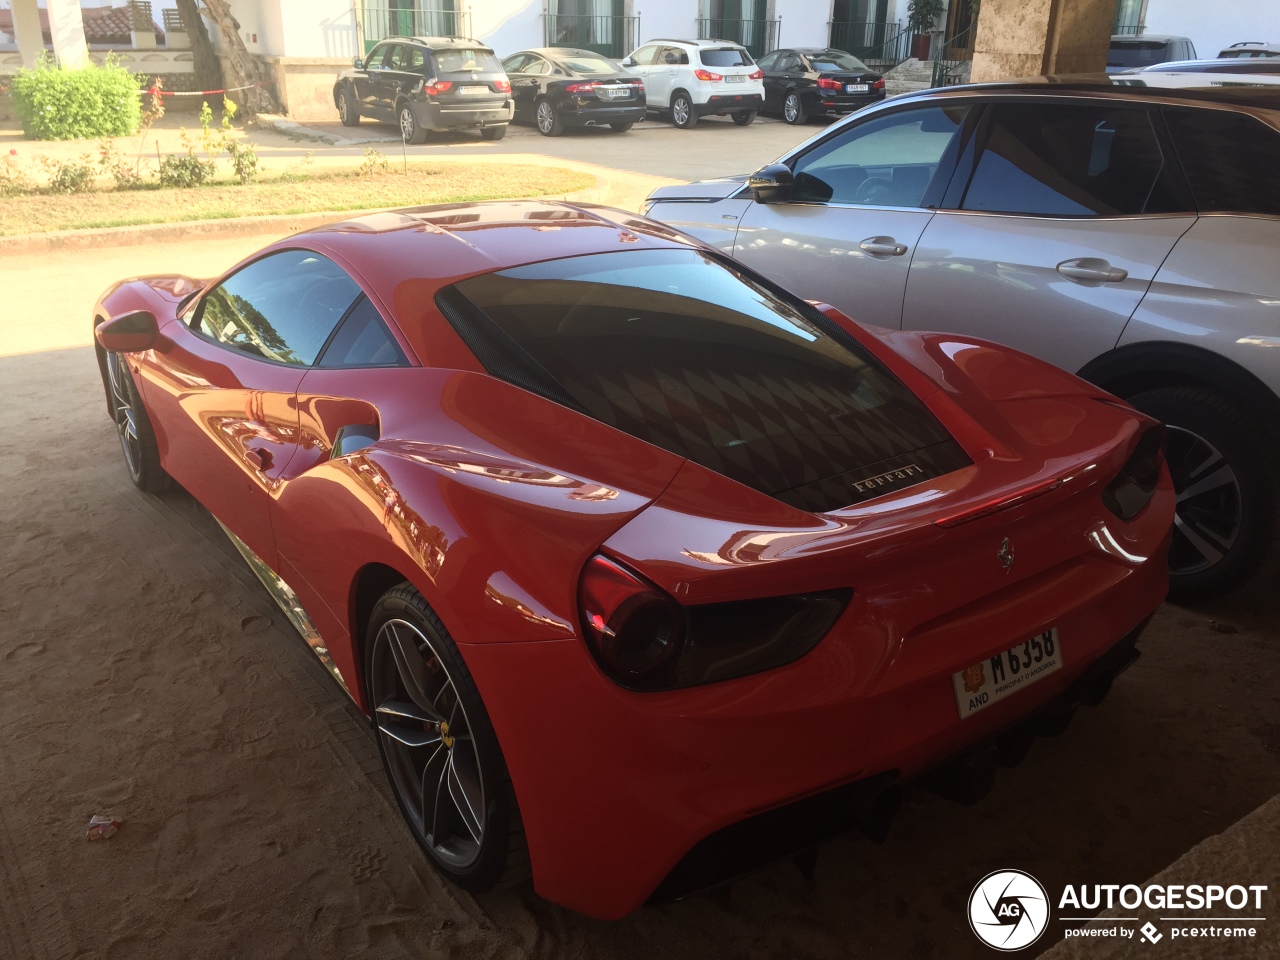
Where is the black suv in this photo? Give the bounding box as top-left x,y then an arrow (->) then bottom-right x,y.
334,36 -> 514,141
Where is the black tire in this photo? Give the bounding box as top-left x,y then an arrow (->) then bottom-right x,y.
533,97 -> 563,136
397,102 -> 427,144
365,583 -> 529,892
480,123 -> 507,141
732,109 -> 757,126
1127,385 -> 1278,601
609,121 -> 635,132
100,347 -> 172,494
782,92 -> 807,124
337,88 -> 360,127
670,90 -> 697,128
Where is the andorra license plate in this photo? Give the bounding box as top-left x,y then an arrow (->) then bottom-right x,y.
458,85 -> 489,96
953,629 -> 1062,719
846,83 -> 869,93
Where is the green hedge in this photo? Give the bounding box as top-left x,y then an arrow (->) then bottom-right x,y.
11,55 -> 142,141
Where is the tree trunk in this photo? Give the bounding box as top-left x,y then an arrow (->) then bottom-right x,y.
175,0 -> 223,96
199,0 -> 278,115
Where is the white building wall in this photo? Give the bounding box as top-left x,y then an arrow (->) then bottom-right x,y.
1141,0 -> 1276,60
779,0 -> 833,48
470,0 -> 542,54
278,0 -> 358,58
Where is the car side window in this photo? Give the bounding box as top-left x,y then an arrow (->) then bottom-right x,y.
370,44 -> 398,69
961,102 -> 1182,216
503,53 -> 531,74
524,56 -> 551,76
1164,107 -> 1280,216
395,46 -> 426,73
195,250 -> 363,366
756,51 -> 779,70
630,45 -> 658,66
790,104 -> 969,207
777,53 -> 801,73
659,46 -> 688,65
317,296 -> 408,368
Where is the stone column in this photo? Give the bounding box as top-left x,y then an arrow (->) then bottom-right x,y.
46,0 -> 89,69
969,0 -> 1114,83
10,0 -> 44,69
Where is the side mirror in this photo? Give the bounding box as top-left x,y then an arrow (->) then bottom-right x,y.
748,163 -> 795,203
621,57 -> 636,66
353,56 -> 364,70
96,310 -> 159,353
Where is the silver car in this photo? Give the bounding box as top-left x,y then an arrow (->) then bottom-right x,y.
643,78 -> 1280,600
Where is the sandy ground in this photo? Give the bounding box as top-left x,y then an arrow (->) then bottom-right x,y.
0,212 -> 1278,959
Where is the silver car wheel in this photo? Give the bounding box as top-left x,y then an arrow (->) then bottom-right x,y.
371,618 -> 486,867
1165,425 -> 1242,575
338,93 -> 350,123
399,106 -> 415,142
536,100 -> 555,134
106,352 -> 142,481
784,94 -> 800,123
672,97 -> 690,126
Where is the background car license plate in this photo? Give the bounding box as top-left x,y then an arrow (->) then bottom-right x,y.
952,629 -> 1062,719
846,83 -> 869,93
725,74 -> 745,83
600,87 -> 628,98
458,85 -> 488,96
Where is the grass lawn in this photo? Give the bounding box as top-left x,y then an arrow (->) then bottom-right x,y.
0,163 -> 596,236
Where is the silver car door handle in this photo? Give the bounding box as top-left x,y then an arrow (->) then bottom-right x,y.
1056,258 -> 1129,284
859,236 -> 908,257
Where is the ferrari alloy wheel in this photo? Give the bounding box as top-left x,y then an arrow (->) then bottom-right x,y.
534,98 -> 563,136
337,89 -> 360,127
783,93 -> 806,124
398,103 -> 427,144
367,584 -> 529,891
1129,386 -> 1277,601
671,92 -> 697,128
104,349 -> 171,493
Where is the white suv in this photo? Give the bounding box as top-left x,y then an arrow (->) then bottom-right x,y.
621,39 -> 764,128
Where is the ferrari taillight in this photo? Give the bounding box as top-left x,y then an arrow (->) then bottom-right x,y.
1102,425 -> 1166,521
579,555 -> 686,685
579,554 -> 851,691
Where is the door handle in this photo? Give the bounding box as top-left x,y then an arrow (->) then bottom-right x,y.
860,236 -> 908,257
1056,258 -> 1128,285
245,447 -> 273,471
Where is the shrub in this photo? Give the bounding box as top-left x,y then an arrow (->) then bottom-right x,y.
158,154 -> 215,188
0,153 -> 31,197
11,53 -> 142,141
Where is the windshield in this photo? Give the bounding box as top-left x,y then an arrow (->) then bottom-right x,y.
448,249 -> 967,511
700,48 -> 753,67
1108,41 -> 1174,68
809,51 -> 872,72
433,49 -> 503,74
559,53 -> 625,75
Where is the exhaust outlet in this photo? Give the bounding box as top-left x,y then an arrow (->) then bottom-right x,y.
849,775 -> 902,844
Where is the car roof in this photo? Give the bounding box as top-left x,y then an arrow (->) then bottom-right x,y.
515,47 -> 612,60
1141,58 -> 1280,72
1110,34 -> 1192,44
641,38 -> 746,49
372,35 -> 494,51
910,74 -> 1280,111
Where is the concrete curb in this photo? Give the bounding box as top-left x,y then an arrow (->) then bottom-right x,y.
258,114 -> 394,146
0,179 -> 606,258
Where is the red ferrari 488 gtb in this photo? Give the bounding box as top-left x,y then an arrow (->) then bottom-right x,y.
93,201 -> 1172,919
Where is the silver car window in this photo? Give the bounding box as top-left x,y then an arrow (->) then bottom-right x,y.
791,104 -> 968,207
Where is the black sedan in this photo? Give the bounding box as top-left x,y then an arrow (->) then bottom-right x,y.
501,47 -> 646,136
757,48 -> 885,124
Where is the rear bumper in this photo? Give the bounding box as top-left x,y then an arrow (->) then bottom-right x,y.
412,98 -> 514,130
559,101 -> 648,127
803,89 -> 886,116
695,93 -> 763,116
459,520 -> 1170,919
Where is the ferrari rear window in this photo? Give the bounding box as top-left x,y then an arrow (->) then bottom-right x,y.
445,249 -> 969,512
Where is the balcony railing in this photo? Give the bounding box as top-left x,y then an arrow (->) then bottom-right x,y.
931,22 -> 975,87
695,18 -> 779,60
829,19 -> 911,70
543,14 -> 638,59
1112,23 -> 1145,36
362,3 -> 471,50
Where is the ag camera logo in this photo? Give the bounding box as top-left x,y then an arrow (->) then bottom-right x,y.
969,869 -> 1050,951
